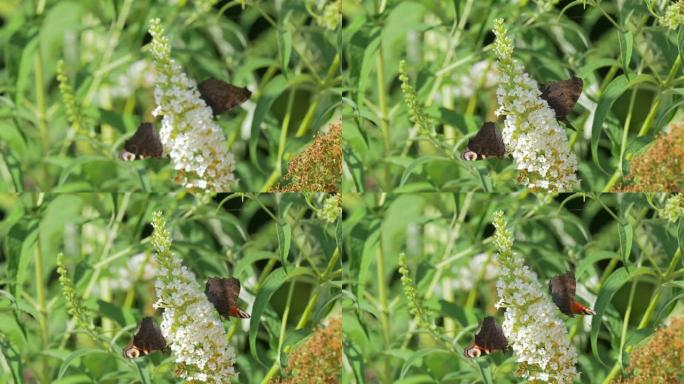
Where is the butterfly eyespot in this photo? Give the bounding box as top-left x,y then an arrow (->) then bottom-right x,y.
461,150 -> 479,161
124,347 -> 141,359
119,151 -> 137,161
464,346 -> 482,358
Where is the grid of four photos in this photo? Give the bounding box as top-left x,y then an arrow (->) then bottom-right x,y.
1,1 -> 683,383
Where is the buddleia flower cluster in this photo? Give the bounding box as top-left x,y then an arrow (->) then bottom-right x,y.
398,254 -> 437,332
148,18 -> 236,191
56,60 -> 83,135
659,194 -> 684,223
276,317 -> 342,383
492,211 -> 579,383
660,1 -> 684,30
492,19 -> 579,192
56,253 -> 96,335
398,60 -> 436,136
151,211 -> 238,382
316,194 -> 342,223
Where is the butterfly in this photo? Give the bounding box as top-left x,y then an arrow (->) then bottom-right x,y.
122,317 -> 167,359
204,277 -> 251,319
119,123 -> 163,161
464,316 -> 508,358
539,75 -> 583,123
198,78 -> 251,117
549,271 -> 596,316
461,122 -> 506,161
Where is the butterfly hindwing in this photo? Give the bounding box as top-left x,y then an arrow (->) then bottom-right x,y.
539,76 -> 583,122
475,316 -> 508,352
119,123 -> 163,161
123,317 -> 166,359
464,316 -> 507,358
461,122 -> 505,161
198,78 -> 251,116
204,277 -> 250,319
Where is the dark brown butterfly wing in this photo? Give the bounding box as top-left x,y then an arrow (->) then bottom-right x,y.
198,78 -> 251,116
123,317 -> 166,358
474,316 -> 508,353
539,76 -> 583,122
461,122 -> 505,160
119,123 -> 163,160
204,277 -> 250,319
549,271 -> 576,316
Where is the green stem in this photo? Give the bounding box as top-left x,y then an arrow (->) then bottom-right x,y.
34,238 -> 49,383
602,248 -> 682,384
376,45 -> 391,159
34,53 -> 48,155
260,247 -> 340,384
83,0 -> 133,106
637,55 -> 681,137
260,87 -> 294,192
294,54 -> 340,138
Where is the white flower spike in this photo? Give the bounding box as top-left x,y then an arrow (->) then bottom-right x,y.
148,18 -> 237,191
492,211 -> 579,383
492,19 -> 579,192
151,211 -> 238,383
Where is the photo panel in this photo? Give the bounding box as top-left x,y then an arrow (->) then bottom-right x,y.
341,192 -> 684,383
0,1 -> 342,192
0,192 -> 342,383
341,1 -> 684,193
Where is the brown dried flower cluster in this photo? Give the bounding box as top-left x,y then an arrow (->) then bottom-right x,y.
274,317 -> 342,384
272,122 -> 342,192
617,316 -> 684,383
618,123 -> 684,192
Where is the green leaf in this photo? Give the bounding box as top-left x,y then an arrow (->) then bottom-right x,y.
590,267 -> 653,366
348,26 -> 381,106
358,228 -> 380,299
57,348 -> 109,379
618,222 -> 633,269
278,30 -> 292,73
399,156 -> 450,186
591,74 -> 652,173
618,30 -> 633,72
276,222 -> 291,269
235,251 -> 278,277
15,34 -> 38,108
0,337 -> 23,384
400,348 -> 450,378
249,74 -> 290,171
678,27 -> 684,64
249,267 -> 312,366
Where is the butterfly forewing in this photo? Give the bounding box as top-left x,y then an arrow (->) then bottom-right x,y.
549,272 -> 577,316
539,76 -> 583,122
198,78 -> 251,116
205,277 -> 250,319
119,123 -> 163,161
123,317 -> 166,358
461,122 -> 505,161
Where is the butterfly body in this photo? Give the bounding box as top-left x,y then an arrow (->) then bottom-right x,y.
461,122 -> 506,161
464,316 -> 508,358
539,76 -> 583,123
119,123 -> 163,161
549,271 -> 595,316
123,317 -> 167,359
198,78 -> 251,116
204,277 -> 250,319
